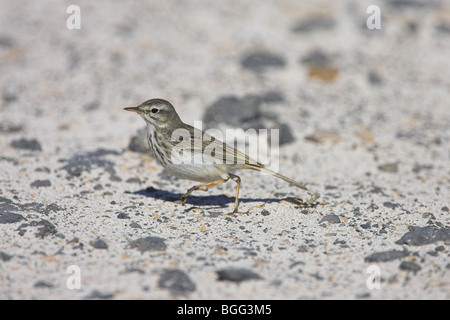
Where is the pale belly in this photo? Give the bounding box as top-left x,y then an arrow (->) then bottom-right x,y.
163,162 -> 229,182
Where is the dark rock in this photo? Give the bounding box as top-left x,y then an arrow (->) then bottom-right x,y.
368,71 -> 383,85
203,94 -> 295,145
84,290 -> 114,300
383,202 -> 400,209
396,226 -> 450,246
319,214 -> 340,224
17,219 -> 57,238
128,127 -> 150,154
30,179 -> 51,188
399,261 -> 421,272
10,138 -> 42,151
377,162 -> 398,173
300,50 -> 332,66
0,123 -> 23,133
387,0 -> 436,10
360,221 -> 372,229
158,269 -> 196,295
33,280 -> 54,288
0,211 -> 25,224
90,239 -> 108,250
261,210 -> 270,216
203,95 -> 261,128
435,22 -> 450,34
216,268 -> 263,283
116,212 -> 129,219
0,251 -> 13,262
59,148 -> 120,179
0,35 -> 15,47
130,222 -> 142,229
129,236 -> 167,253
364,250 -> 410,263
240,52 -> 285,72
292,17 -> 335,33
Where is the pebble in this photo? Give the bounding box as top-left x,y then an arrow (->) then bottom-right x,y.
240,51 -> 285,72
10,138 -> 42,151
319,214 -> 340,224
216,268 -> 263,283
364,250 -> 410,263
395,226 -> 450,246
128,236 -> 167,253
158,269 -> 196,295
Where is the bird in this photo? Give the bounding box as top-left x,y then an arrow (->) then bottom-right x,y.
124,98 -> 315,214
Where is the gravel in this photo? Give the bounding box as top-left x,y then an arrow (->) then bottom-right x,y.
0,1 -> 448,300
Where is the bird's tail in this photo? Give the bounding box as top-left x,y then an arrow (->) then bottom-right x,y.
243,164 -> 308,191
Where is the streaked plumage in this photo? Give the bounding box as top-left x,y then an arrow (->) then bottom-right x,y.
125,98 -> 311,214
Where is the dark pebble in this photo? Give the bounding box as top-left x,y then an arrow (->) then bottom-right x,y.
30,179 -> 51,188
158,269 -> 196,295
129,236 -> 167,253
395,226 -> 450,246
0,211 -> 25,224
377,162 -> 398,173
17,219 -> 57,238
364,250 -> 410,263
360,221 -> 372,229
399,261 -> 421,272
216,268 -> 263,283
90,239 -> 108,250
116,212 -> 129,219
240,52 -> 285,72
291,17 -> 335,33
128,127 -> 150,154
300,50 -> 332,66
319,214 -> 340,224
0,251 -> 13,262
383,201 -> 399,209
33,280 -> 54,288
10,138 -> 42,151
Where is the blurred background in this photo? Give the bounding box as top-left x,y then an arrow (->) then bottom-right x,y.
1,0 -> 449,183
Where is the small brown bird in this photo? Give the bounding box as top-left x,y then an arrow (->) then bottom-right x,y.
125,99 -> 314,213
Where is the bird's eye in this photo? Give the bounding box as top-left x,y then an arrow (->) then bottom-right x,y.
151,108 -> 158,114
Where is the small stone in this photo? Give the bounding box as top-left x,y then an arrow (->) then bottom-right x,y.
90,239 -> 108,250
399,261 -> 421,272
116,212 -> 129,219
216,268 -> 263,283
0,211 -> 25,224
292,17 -> 335,33
128,127 -> 150,154
377,162 -> 398,173
30,179 -> 51,188
364,250 -> 410,263
130,222 -> 142,229
129,236 -> 167,253
360,221 -> 372,229
0,251 -> 13,262
10,138 -> 42,151
158,269 -> 196,295
395,226 -> 450,246
261,210 -> 270,216
319,214 -> 340,224
33,280 -> 54,288
240,52 -> 285,72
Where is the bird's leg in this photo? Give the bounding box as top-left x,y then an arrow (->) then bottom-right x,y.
181,178 -> 228,205
227,174 -> 242,215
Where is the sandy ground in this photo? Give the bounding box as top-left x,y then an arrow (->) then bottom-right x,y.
0,0 -> 449,299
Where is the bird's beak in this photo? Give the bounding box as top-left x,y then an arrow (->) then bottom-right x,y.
124,106 -> 142,113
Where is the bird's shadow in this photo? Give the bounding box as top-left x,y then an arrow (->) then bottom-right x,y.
126,186 -> 317,213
